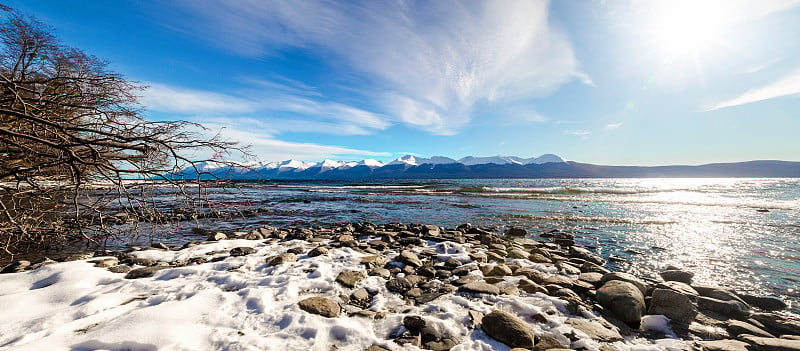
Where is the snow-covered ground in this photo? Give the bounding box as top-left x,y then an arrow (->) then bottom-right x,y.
0,238 -> 685,351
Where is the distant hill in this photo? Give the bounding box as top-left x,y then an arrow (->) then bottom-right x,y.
167,156 -> 800,180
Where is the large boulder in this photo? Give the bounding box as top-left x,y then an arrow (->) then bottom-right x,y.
648,288 -> 698,324
738,294 -> 787,311
660,269 -> 694,284
601,272 -> 649,296
738,336 -> 800,351
298,297 -> 340,318
726,320 -> 775,338
695,340 -> 752,351
597,280 -> 646,325
566,318 -> 623,342
481,310 -> 536,349
398,250 -> 423,268
751,313 -> 800,336
698,296 -> 750,319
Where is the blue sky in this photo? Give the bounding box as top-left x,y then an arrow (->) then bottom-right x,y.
9,0 -> 800,165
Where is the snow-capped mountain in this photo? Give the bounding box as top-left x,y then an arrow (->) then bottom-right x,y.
169,154 -> 567,179
387,155 -> 457,166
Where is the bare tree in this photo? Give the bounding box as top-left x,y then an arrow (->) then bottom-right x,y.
0,12 -> 247,257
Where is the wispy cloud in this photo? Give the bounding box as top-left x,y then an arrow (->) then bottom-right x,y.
706,70 -> 800,111
141,81 -> 390,135
160,0 -> 586,134
604,122 -> 623,130
564,129 -> 592,136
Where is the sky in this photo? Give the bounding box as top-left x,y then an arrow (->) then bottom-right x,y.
7,0 -> 800,165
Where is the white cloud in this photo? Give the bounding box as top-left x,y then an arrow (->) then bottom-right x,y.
706,70 -> 800,111
564,129 -> 592,136
142,81 -> 390,135
196,122 -> 391,161
162,0 -> 585,134
604,122 -> 623,130
141,83 -> 258,114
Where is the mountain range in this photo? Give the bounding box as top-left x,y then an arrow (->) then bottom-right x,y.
168,154 -> 800,179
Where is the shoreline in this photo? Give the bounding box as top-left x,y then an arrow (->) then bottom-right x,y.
2,221 -> 799,350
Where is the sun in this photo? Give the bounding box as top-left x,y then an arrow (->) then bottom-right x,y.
642,0 -> 732,59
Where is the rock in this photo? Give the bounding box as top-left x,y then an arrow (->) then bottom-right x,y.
458,282 -> 500,295
298,297 -> 340,318
486,251 -> 506,262
739,336 -> 800,351
369,267 -> 391,279
90,258 -> 119,268
601,272 -> 649,296
386,277 -> 414,294
518,278 -> 548,294
543,275 -> 574,288
695,286 -> 749,305
398,250 -> 423,268
2,260 -> 31,273
648,288 -> 698,324
656,281 -> 699,300
486,264 -> 513,277
266,253 -> 297,266
130,257 -> 157,266
513,268 -> 546,284
403,315 -> 426,332
363,345 -> 390,351
424,338 -> 458,351
124,266 -> 167,279
579,272 -> 604,287
727,320 -> 775,338
481,310 -> 536,349
738,294 -> 787,311
570,246 -> 604,265
534,335 -> 566,351
660,270 -> 694,284
507,249 -> 530,260
597,280 -> 646,325
566,318 -> 624,342
351,288 -> 370,301
336,271 -> 366,288
151,242 -> 169,250
422,224 -> 440,236
507,227 -> 528,236
229,247 -> 256,257
698,296 -> 750,319
695,340 -> 752,351
108,265 -> 131,274
208,232 -> 227,241
751,313 -> 800,336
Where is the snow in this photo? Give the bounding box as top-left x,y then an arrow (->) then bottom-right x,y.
0,236 -> 689,351
277,159 -> 315,172
528,154 -> 567,164
387,155 -> 419,166
457,156 -> 523,166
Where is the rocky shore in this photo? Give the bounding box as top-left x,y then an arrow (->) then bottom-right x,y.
2,222 -> 799,351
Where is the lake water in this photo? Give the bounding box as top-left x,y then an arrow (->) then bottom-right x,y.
138,178 -> 800,314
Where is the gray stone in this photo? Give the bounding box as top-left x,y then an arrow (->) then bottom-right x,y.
566,318 -> 623,342
601,272 -> 649,296
90,258 -> 119,268
403,315 -> 426,332
695,340 -> 752,351
151,242 -> 169,250
507,249 -> 530,260
307,246 -> 329,257
108,265 -> 132,274
518,278 -> 548,294
369,267 -> 391,279
230,247 -> 256,257
336,271 -> 366,288
660,270 -> 694,284
656,281 -> 699,300
695,286 -> 749,306
2,260 -> 31,273
570,246 -> 604,265
507,227 -> 528,236
579,272 -> 604,287
739,336 -> 800,351
698,296 -> 750,319
351,288 -> 370,301
738,294 -> 787,311
751,313 -> 800,336
266,253 -> 297,266
597,280 -> 646,324
386,277 -> 414,294
398,250 -> 423,268
481,310 -> 536,349
124,266 -> 167,279
208,232 -> 227,241
534,335 -> 566,351
458,282 -> 500,295
727,320 -> 775,338
486,264 -> 513,277
363,345 -> 390,351
468,310 -> 484,329
298,296 -> 340,318
648,288 -> 698,324
130,257 -> 157,266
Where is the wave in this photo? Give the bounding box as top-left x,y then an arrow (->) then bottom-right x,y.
473,186 -> 700,195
